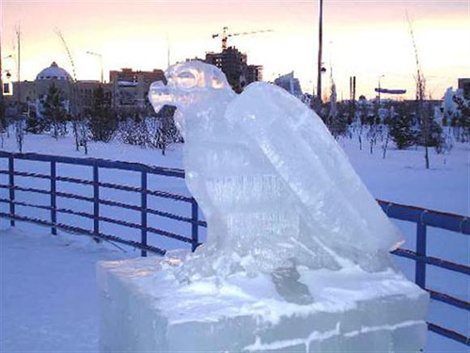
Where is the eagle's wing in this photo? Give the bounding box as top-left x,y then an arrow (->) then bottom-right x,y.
225,83 -> 402,256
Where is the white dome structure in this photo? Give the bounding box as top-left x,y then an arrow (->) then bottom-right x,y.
36,62 -> 72,82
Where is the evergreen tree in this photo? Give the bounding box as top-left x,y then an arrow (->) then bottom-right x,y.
42,83 -> 68,139
26,110 -> 48,134
452,95 -> 470,142
358,98 -> 369,125
389,103 -> 417,149
87,86 -> 117,142
442,87 -> 456,125
416,102 -> 444,150
427,120 -> 444,151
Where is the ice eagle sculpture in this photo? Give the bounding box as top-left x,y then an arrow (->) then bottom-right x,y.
149,61 -> 403,278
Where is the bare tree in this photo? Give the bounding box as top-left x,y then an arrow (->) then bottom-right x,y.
15,115 -> 24,153
367,103 -> 379,154
72,115 -> 80,151
407,14 -> 430,168
381,106 -> 392,159
79,117 -> 88,155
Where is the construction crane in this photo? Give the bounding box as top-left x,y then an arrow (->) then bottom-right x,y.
212,27 -> 272,51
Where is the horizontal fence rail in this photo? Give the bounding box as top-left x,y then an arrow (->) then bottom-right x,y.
0,151 -> 468,348
0,151 -> 203,256
377,200 -> 470,347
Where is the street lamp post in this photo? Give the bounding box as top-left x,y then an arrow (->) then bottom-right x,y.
86,51 -> 104,84
378,74 -> 385,105
316,0 -> 324,104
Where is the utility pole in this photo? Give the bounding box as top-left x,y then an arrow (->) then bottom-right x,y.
349,76 -> 356,123
15,26 -> 21,105
349,76 -> 357,102
316,0 -> 324,104
353,76 -> 356,102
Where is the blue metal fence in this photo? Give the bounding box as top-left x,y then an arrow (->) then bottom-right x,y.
0,151 -> 468,347
377,200 -> 469,346
0,151 -> 205,256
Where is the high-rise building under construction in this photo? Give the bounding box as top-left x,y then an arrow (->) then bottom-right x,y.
205,47 -> 262,93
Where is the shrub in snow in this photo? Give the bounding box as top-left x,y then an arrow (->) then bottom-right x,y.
118,112 -> 148,147
147,105 -> 182,155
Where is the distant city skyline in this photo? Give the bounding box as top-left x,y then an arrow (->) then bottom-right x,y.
1,0 -> 468,99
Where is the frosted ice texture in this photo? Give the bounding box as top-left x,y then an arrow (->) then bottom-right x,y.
149,61 -> 403,277
99,66 -> 430,351
98,257 -> 429,352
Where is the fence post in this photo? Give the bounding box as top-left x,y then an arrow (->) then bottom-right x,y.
50,160 -> 57,235
93,164 -> 100,241
8,156 -> 15,227
415,215 -> 427,289
141,171 -> 147,257
191,199 -> 199,252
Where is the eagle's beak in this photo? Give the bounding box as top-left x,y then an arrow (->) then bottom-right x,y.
148,80 -> 176,113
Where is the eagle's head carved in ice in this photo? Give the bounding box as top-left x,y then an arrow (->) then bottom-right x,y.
148,61 -> 235,138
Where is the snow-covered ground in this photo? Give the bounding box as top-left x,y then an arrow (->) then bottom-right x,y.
1,227 -> 129,351
1,132 -> 469,352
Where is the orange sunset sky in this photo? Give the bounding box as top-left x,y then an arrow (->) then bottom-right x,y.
1,0 -> 469,100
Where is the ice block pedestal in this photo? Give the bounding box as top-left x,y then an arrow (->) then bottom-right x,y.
98,256 -> 428,352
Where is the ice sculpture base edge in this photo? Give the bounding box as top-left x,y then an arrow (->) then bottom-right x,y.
97,256 -> 429,352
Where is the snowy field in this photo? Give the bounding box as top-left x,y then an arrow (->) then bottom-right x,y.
1,132 -> 469,352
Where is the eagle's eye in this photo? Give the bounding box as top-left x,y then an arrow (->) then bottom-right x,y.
176,70 -> 198,90
211,77 -> 224,89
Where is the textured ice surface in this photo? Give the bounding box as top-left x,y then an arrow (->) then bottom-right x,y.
97,61 -> 429,352
149,60 -> 403,277
98,257 -> 429,352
